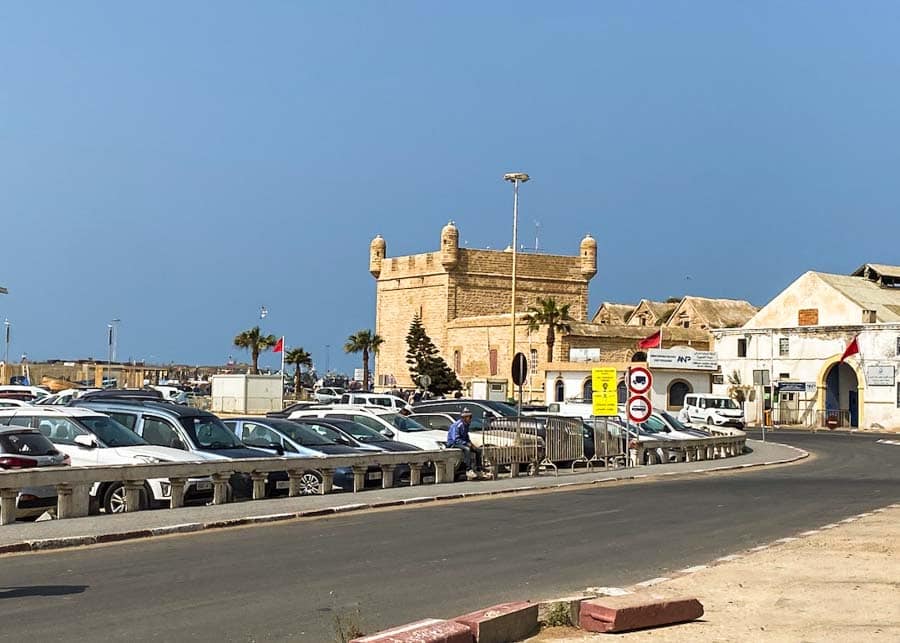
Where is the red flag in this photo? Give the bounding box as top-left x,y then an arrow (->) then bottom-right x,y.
839,335 -> 859,362
638,331 -> 661,349
272,337 -> 284,353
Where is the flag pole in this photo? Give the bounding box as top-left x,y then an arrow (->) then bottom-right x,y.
280,336 -> 285,378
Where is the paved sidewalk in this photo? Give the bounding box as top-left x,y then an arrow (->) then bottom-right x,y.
0,439 -> 803,553
530,503 -> 900,642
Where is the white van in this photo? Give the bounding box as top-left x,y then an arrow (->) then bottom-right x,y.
337,392 -> 411,411
679,394 -> 745,428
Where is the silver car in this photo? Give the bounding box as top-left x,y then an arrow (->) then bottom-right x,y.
0,426 -> 70,519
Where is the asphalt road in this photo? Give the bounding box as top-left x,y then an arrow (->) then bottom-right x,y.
0,432 -> 897,642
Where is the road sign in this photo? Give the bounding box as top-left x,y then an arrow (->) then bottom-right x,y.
628,366 -> 652,395
626,395 -> 652,424
418,374 -> 432,389
591,367 -> 618,416
511,352 -> 528,387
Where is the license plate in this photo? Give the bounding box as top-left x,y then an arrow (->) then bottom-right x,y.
367,472 -> 383,481
423,476 -> 435,483
195,481 -> 212,491
276,480 -> 290,490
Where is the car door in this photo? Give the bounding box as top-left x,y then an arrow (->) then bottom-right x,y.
238,422 -> 284,451
138,415 -> 189,451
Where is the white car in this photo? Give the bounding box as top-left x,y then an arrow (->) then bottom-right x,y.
679,394 -> 745,429
0,399 -> 33,409
149,385 -> 188,405
0,385 -> 50,399
314,387 -> 345,404
337,392 -> 411,412
288,407 -> 447,450
0,407 -> 215,514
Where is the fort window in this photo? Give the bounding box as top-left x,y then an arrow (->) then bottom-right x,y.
737,338 -> 747,357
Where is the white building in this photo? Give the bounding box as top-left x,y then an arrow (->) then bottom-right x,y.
713,264 -> 900,430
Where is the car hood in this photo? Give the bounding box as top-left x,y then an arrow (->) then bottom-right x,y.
109,445 -> 212,462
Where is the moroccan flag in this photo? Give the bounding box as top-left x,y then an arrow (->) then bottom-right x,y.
273,337 -> 284,353
839,335 -> 859,362
638,330 -> 661,349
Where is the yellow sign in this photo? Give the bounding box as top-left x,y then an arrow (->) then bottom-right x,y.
591,367 -> 618,416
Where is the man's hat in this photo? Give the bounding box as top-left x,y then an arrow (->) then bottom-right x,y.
461,408 -> 473,416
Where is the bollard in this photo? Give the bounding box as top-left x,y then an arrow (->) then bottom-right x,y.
0,489 -> 18,526
169,477 -> 187,509
56,483 -> 75,519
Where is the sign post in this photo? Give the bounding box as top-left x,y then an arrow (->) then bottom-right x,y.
511,352 -> 528,416
626,366 -> 653,466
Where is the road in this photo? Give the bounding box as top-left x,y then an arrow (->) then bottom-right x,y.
0,432 -> 897,642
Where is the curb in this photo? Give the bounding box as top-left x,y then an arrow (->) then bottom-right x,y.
0,441 -> 809,556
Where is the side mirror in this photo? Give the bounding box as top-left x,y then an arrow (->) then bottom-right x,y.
73,434 -> 98,449
269,442 -> 285,456
383,430 -> 395,439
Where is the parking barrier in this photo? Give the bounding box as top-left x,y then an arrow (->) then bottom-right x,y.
479,417 -> 544,478
0,450 -> 459,526
539,416 -> 590,474
588,419 -> 626,469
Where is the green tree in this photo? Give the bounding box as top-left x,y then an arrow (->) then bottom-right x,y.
523,297 -> 573,362
285,347 -> 313,395
233,326 -> 278,374
344,329 -> 384,390
405,314 -> 461,395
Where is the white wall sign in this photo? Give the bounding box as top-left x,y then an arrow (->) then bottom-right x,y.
569,348 -> 601,362
865,365 -> 895,386
647,349 -> 718,371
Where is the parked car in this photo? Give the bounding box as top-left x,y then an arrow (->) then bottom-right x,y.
266,401 -> 320,418
72,399 -> 287,499
336,392 -> 411,411
34,388 -> 93,406
412,399 -> 519,428
314,387 -> 345,404
0,406 -> 215,514
0,425 -> 69,520
287,407 -> 447,450
679,394 -> 745,428
0,399 -> 33,409
148,385 -> 188,405
0,385 -> 50,400
656,411 -> 711,438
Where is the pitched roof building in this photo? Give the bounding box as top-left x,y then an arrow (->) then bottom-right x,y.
665,296 -> 758,330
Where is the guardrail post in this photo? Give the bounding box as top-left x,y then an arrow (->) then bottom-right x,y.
56,483 -> 74,519
380,464 -> 396,489
408,463 -> 422,486
169,477 -> 187,509
0,489 -> 18,525
124,480 -> 144,512
211,473 -> 230,505
351,466 -> 367,493
318,468 -> 334,494
250,472 -> 268,500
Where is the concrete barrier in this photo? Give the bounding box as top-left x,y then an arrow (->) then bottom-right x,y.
579,593 -> 704,633
454,601 -> 538,643
0,450 -> 460,525
350,618 -> 474,643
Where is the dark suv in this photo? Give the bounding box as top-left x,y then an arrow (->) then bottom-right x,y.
411,399 -> 519,429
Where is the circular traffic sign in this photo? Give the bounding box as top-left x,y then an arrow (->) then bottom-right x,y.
418,374 -> 432,388
626,394 -> 652,424
511,352 -> 528,387
628,366 -> 652,395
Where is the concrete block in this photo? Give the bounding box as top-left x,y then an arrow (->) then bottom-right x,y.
351,618 -> 474,643
538,594 -> 593,627
454,601 -> 538,643
579,593 -> 703,633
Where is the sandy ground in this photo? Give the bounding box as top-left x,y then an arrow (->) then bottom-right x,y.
530,504 -> 900,643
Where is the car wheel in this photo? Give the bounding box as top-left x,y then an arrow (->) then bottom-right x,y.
298,471 -> 323,495
102,483 -> 148,514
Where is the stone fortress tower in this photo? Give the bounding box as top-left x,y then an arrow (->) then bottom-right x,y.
370,223 -> 597,391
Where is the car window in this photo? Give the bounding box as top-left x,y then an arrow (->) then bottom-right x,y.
336,421 -> 388,443
416,415 -> 452,430
641,416 -> 668,433
179,416 -> 245,449
348,415 -> 389,433
339,394 -> 350,403
140,416 -> 186,450
241,422 -> 281,448
302,422 -> 348,443
0,431 -> 58,456
371,398 -> 391,407
107,412 -> 138,430
7,415 -> 34,427
36,417 -> 91,445
383,412 -> 426,432
79,415 -> 147,447
279,422 -> 336,446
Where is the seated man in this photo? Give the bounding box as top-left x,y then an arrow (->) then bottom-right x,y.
446,408 -> 484,479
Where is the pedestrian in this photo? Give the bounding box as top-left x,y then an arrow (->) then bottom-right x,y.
453,390 -> 463,399
412,388 -> 423,403
446,408 -> 484,479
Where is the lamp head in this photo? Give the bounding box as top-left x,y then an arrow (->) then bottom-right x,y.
503,172 -> 530,183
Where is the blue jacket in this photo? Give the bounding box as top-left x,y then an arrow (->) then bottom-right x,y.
447,418 -> 471,446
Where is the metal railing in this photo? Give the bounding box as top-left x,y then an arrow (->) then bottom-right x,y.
587,419 -> 626,468
630,430 -> 747,466
478,417 -> 544,477
814,409 -> 853,429
0,450 -> 460,526
540,416 -> 590,474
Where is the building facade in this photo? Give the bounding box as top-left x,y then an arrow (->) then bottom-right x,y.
370,223 -> 597,392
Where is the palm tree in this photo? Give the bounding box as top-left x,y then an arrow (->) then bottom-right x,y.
285,347 -> 313,395
523,297 -> 573,363
344,329 -> 384,391
233,326 -> 278,374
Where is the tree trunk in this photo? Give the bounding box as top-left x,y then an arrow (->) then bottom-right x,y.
362,349 -> 369,391
546,326 -> 555,363
251,346 -> 260,374
294,365 -> 301,396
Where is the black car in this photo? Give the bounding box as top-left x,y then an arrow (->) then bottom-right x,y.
412,399 -> 519,429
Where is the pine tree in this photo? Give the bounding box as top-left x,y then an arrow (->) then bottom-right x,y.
405,314 -> 461,395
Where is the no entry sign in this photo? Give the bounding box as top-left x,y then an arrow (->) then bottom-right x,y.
626,395 -> 652,424
628,366 -> 652,395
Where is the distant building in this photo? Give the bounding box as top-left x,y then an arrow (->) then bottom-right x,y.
714,264 -> 900,430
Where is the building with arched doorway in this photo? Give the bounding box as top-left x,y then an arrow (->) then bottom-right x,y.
713,265 -> 900,431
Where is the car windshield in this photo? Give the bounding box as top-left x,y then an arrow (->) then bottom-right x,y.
333,421 -> 388,443
383,412 -> 426,432
299,422 -> 349,444
0,431 -> 59,456
480,401 -> 519,416
278,421 -> 337,446
640,416 -> 669,434
661,411 -> 689,430
179,416 -> 245,449
78,415 -> 148,447
707,398 -> 738,410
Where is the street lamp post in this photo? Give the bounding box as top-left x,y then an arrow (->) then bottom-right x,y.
3,319 -> 9,366
504,172 -> 530,396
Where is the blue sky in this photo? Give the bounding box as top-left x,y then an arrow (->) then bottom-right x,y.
2,2 -> 899,373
